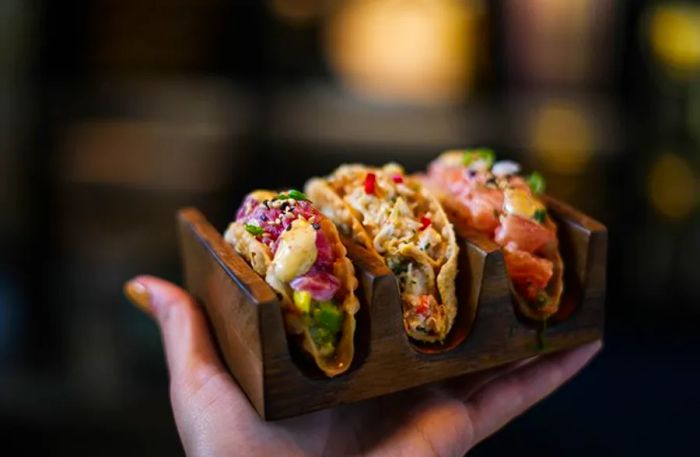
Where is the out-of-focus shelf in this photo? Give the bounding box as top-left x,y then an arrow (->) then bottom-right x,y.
266,83 -> 624,156
267,84 -> 497,150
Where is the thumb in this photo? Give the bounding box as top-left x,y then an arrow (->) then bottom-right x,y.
124,275 -> 226,386
124,276 -> 263,456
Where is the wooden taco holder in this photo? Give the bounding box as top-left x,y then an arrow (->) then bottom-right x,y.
176,196 -> 606,420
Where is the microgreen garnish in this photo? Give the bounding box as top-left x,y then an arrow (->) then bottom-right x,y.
527,171 -> 546,194
274,189 -> 309,201
533,208 -> 547,224
245,224 -> 264,236
462,148 -> 495,169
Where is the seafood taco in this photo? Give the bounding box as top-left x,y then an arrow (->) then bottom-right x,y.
306,164 -> 459,343
426,149 -> 563,321
224,189 -> 359,377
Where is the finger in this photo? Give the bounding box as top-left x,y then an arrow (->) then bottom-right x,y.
467,340 -> 602,445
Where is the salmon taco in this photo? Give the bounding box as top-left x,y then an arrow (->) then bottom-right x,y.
224,189 -> 359,377
305,164 -> 459,343
426,149 -> 563,321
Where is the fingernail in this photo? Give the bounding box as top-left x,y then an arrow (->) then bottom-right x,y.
124,279 -> 152,316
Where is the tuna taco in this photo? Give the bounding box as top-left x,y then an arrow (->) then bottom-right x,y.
224,189 -> 359,377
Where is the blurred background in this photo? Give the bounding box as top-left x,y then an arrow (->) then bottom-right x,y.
1,0 -> 699,455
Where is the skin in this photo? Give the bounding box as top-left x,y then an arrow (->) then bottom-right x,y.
127,275 -> 602,457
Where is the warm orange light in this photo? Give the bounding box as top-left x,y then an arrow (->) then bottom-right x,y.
324,0 -> 483,104
648,152 -> 698,220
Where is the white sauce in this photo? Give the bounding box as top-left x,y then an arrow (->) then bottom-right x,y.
272,219 -> 318,282
492,160 -> 521,177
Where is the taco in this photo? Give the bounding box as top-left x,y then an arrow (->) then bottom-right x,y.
224,189 -> 359,377
306,164 -> 459,343
426,150 -> 563,321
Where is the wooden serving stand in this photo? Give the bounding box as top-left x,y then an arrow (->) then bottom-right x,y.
177,196 -> 606,420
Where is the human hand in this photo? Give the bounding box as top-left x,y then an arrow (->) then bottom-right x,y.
124,275 -> 601,457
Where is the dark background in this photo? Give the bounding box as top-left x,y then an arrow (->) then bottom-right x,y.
1,0 -> 699,455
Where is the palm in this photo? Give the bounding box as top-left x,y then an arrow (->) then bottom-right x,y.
185,371 -> 478,456
127,276 -> 600,457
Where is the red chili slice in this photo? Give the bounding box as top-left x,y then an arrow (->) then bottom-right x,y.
416,295 -> 431,316
419,216 -> 431,231
392,174 -> 404,183
364,172 -> 376,195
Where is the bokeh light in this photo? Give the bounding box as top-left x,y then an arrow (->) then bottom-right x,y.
324,0 -> 483,104
647,2 -> 700,79
529,99 -> 595,175
648,152 -> 698,220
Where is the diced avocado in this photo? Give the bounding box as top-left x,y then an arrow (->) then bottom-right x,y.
313,302 -> 343,334
293,290 -> 312,314
310,327 -> 333,347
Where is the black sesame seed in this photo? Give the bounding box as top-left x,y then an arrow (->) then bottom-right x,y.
312,223 -> 321,230
285,224 -> 292,231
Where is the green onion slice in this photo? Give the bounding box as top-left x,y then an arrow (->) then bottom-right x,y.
244,224 -> 264,236
527,171 -> 546,194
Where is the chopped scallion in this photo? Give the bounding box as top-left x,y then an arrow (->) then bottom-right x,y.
244,224 -> 264,236
527,171 -> 546,194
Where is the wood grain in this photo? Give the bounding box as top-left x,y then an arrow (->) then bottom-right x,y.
176,197 -> 606,420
